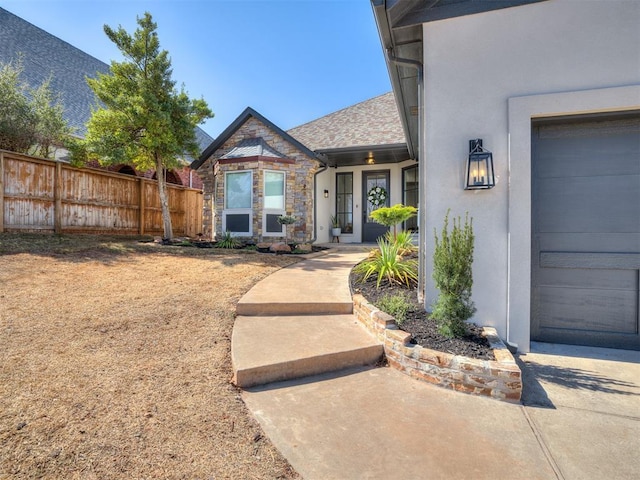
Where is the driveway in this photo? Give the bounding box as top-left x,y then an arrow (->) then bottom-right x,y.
518,342 -> 640,480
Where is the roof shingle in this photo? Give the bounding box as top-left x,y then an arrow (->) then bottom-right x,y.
220,137 -> 286,159
287,92 -> 406,151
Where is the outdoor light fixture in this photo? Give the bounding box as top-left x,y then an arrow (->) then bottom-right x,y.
324,189 -> 329,198
365,152 -> 375,165
465,139 -> 495,190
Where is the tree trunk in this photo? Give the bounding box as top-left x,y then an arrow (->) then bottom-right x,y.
155,155 -> 173,240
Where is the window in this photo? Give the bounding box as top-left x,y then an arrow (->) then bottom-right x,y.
264,171 -> 285,209
263,170 -> 286,236
336,172 -> 353,234
402,165 -> 418,232
223,170 -> 252,236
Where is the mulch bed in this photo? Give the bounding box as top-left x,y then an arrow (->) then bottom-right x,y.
350,270 -> 495,361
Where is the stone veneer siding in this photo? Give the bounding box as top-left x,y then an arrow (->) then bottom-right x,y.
196,117 -> 322,242
353,293 -> 522,403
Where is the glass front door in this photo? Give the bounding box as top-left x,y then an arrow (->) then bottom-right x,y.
362,170 -> 390,242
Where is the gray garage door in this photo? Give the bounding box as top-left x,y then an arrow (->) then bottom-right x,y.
531,113 -> 640,350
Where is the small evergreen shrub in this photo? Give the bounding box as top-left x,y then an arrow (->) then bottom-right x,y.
354,238 -> 418,288
375,293 -> 412,326
432,210 -> 476,338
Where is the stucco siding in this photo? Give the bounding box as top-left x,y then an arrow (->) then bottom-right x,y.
421,0 -> 640,350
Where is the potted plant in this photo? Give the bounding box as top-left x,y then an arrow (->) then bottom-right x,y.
330,215 -> 341,237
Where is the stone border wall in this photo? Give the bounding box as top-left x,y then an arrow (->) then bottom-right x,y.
352,293 -> 522,403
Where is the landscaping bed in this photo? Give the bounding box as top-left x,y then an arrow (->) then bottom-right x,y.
350,270 -> 494,361
350,269 -> 522,403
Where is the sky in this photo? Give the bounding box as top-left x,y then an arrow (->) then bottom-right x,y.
1,0 -> 392,139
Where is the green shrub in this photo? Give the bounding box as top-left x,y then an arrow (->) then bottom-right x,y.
431,210 -> 476,338
354,238 -> 418,288
216,231 -> 241,249
370,204 -> 417,238
375,293 -> 412,326
385,229 -> 416,254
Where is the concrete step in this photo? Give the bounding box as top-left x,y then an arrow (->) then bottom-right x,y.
236,251 -> 367,317
236,300 -> 353,316
232,315 -> 384,388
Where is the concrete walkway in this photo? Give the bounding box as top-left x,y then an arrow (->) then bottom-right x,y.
233,249 -> 640,480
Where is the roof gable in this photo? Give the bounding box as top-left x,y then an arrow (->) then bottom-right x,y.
192,107 -> 325,169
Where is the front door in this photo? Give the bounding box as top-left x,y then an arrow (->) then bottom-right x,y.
362,170 -> 390,242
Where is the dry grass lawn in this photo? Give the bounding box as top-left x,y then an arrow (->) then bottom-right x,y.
0,234 -> 301,479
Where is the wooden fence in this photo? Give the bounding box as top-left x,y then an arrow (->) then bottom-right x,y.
0,150 -> 203,237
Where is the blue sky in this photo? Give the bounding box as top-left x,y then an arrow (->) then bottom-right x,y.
1,0 -> 391,138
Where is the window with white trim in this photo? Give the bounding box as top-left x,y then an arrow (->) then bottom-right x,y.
223,170 -> 252,236
263,170 -> 286,236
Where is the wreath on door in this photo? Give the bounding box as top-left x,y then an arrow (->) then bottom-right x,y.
367,186 -> 388,207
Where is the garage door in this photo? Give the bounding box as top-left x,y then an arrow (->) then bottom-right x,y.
531,113 -> 640,350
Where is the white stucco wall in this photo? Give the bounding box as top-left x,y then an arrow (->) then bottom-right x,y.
421,0 -> 640,351
315,160 -> 416,243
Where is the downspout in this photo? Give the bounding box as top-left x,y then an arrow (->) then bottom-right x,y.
386,48 -> 426,304
311,157 -> 328,243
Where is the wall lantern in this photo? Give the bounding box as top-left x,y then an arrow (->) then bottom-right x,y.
323,189 -> 329,198
465,139 -> 495,190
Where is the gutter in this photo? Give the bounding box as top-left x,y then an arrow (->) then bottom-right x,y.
385,47 -> 427,304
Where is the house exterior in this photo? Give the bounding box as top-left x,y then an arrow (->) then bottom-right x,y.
372,0 -> 640,352
193,93 -> 418,244
0,7 -> 212,187
289,92 -> 417,244
191,109 -> 324,243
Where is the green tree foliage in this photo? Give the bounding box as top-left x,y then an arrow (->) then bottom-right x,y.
82,12 -> 213,240
0,59 -> 71,157
431,210 -> 476,338
28,77 -> 74,159
370,204 -> 417,238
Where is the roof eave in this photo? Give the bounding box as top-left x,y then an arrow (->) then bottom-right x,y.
371,1 -> 421,161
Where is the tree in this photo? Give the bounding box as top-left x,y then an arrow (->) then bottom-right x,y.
0,59 -> 36,153
369,204 -> 417,239
83,12 -> 212,240
28,77 -> 74,159
0,59 -> 72,158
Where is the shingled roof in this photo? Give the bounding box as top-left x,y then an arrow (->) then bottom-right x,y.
287,92 -> 406,152
0,7 -> 213,151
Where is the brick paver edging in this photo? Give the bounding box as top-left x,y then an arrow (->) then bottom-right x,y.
352,294 -> 522,403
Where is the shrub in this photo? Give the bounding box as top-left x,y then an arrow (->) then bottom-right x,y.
277,214 -> 296,243
370,204 -> 417,239
431,210 -> 476,338
375,293 -> 412,326
354,237 -> 418,288
216,231 -> 241,249
385,229 -> 416,255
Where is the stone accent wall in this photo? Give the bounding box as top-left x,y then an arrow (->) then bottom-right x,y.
353,293 -> 522,403
196,117 -> 321,241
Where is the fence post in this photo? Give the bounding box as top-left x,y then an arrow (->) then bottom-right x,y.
54,160 -> 62,234
138,177 -> 145,235
0,152 -> 4,233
